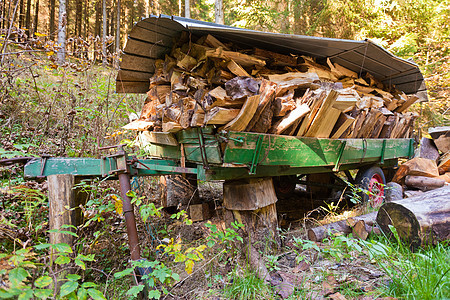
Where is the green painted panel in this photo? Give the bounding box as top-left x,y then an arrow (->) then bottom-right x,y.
183,144 -> 222,164
141,143 -> 181,160
24,158 -> 105,178
223,132 -> 412,168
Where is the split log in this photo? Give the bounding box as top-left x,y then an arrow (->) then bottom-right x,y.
269,104 -> 310,135
438,152 -> 450,175
307,211 -> 378,242
245,79 -> 277,131
330,113 -> 355,139
227,60 -> 250,77
222,95 -> 260,131
376,186 -> 450,247
205,47 -> 266,67
434,134 -> 450,153
205,107 -> 240,125
305,90 -> 339,137
402,157 -> 439,177
405,175 -> 445,191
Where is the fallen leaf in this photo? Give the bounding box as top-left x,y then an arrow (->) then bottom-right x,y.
293,260 -> 310,272
329,292 -> 348,300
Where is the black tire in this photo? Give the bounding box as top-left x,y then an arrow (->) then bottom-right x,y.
273,175 -> 297,198
355,166 -> 386,208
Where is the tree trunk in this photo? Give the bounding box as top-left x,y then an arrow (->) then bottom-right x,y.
56,0 -> 66,64
33,0 -> 39,36
214,0 -> 224,24
75,0 -> 82,37
101,0 -> 107,66
83,0 -> 88,39
94,0 -> 101,37
24,0 -> 31,38
184,0 -> 190,18
376,186 -> 450,248
116,0 -> 120,52
49,0 -> 55,40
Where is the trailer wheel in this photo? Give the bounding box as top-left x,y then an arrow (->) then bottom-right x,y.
355,166 -> 386,208
273,175 -> 297,198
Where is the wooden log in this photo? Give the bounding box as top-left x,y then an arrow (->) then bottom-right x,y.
205,47 -> 266,67
159,175 -> 199,208
227,60 -> 250,77
253,48 -> 298,67
188,203 -> 211,222
269,104 -> 310,135
305,90 -> 339,137
223,178 -> 280,254
314,107 -> 341,138
416,137 -> 440,163
376,186 -> 450,247
438,152 -> 450,175
296,91 -> 327,136
405,175 -> 446,191
395,95 -> 419,113
199,34 -> 230,50
162,121 -> 183,133
222,95 -> 260,131
138,131 -> 178,146
330,113 -> 355,139
249,102 -> 274,133
307,211 -> 377,242
403,157 -> 439,178
122,120 -> 154,131
434,134 -> 450,153
205,107 -> 240,125
48,174 -> 77,247
245,79 -> 277,131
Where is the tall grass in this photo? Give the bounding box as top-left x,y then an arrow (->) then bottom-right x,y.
363,226 -> 450,300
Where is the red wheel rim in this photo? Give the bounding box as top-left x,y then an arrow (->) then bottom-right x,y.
368,173 -> 384,207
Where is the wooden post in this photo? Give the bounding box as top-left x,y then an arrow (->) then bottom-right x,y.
223,178 -> 280,253
48,174 -> 77,246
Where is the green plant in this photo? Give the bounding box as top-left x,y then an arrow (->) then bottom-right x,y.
362,226 -> 450,299
291,237 -> 321,264
223,269 -> 273,300
114,259 -> 180,299
0,232 -> 106,300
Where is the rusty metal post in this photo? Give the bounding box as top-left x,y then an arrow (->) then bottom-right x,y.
118,172 -> 141,261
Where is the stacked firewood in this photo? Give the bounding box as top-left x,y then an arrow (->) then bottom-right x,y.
124,33 -> 419,138
393,127 -> 450,193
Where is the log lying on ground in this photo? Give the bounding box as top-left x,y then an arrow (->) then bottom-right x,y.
376,186 -> 450,248
307,211 -> 378,242
405,175 -> 445,191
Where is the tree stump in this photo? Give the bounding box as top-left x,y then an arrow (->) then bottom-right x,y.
159,174 -> 200,208
223,178 -> 280,253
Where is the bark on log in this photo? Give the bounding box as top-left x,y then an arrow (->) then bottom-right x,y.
376,186 -> 450,248
307,211 -> 378,242
405,175 -> 445,191
223,178 -> 280,253
159,175 -> 199,207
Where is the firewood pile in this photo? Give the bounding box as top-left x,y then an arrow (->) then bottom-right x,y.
393,126 -> 450,194
124,33 -> 419,138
